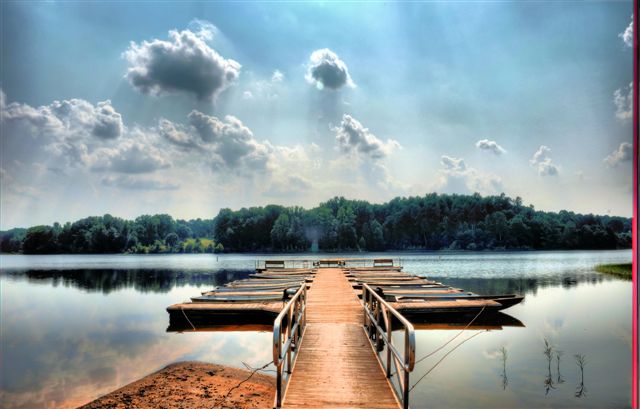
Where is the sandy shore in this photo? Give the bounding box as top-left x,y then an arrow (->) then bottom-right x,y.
79,361 -> 275,409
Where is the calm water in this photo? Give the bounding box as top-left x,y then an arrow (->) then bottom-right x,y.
0,250 -> 632,409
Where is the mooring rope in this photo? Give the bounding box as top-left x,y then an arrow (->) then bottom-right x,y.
180,306 -> 196,331
414,305 -> 486,365
409,330 -> 488,392
389,305 -> 486,378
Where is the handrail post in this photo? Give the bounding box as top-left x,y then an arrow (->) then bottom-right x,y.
361,283 -> 415,409
386,307 -> 392,378
272,283 -> 307,409
286,307 -> 293,374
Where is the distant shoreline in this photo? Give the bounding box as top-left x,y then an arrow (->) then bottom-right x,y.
0,247 -> 633,256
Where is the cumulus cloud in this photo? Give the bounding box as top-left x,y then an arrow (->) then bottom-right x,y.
90,140 -> 171,174
441,155 -> 467,171
123,23 -> 241,100
50,99 -> 123,139
101,175 -> 179,190
613,83 -> 632,120
306,48 -> 354,90
604,142 -> 632,167
1,97 -> 123,140
158,118 -> 201,150
187,111 -> 272,172
476,139 -> 506,155
335,114 -> 400,160
0,92 -> 177,182
530,145 -> 560,176
619,15 -> 633,47
271,70 -> 284,83
435,155 -> 503,195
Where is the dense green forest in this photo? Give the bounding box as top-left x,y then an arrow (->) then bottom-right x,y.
0,193 -> 632,254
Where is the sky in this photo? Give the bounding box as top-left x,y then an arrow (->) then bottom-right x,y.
0,1 -> 635,229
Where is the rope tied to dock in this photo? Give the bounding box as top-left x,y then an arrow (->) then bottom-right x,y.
180,306 -> 196,331
414,305 -> 486,365
409,329 -> 489,392
389,305 -> 487,379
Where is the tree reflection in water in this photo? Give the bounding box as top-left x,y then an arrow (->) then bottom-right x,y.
543,338 -> 555,395
556,350 -> 565,385
500,346 -> 508,390
574,354 -> 587,398
5,268 -> 252,293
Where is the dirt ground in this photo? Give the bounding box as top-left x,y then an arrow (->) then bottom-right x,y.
79,361 -> 275,409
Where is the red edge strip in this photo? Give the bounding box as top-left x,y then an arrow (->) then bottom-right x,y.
633,3 -> 638,409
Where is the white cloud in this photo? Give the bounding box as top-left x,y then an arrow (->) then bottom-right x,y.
187,111 -> 272,173
1,97 -> 123,140
123,22 -> 240,100
306,48 -> 355,90
242,91 -> 254,100
271,70 -> 284,83
335,114 -> 400,160
475,139 -> 506,155
435,155 -> 503,195
530,145 -> 560,176
613,82 -> 632,120
604,142 -> 632,167
619,15 -> 633,47
101,175 -> 179,190
89,139 -> 171,174
441,155 -> 467,171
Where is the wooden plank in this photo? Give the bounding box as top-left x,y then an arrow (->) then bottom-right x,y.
282,268 -> 399,409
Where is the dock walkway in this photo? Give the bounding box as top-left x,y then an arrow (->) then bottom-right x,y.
282,268 -> 400,408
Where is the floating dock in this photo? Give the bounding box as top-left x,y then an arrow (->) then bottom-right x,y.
167,258 -> 524,408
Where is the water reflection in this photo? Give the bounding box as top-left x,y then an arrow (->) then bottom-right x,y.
543,339 -> 556,395
1,269 -> 616,297
500,347 -> 508,390
575,354 -> 587,398
428,275 -> 613,297
556,350 -> 565,385
3,268 -> 251,293
0,251 -> 632,409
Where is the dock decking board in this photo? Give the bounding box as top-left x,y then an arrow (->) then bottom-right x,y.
282,268 -> 400,408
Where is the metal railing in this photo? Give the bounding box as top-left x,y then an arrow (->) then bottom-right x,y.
256,258 -> 403,270
272,283 -> 308,408
362,283 -> 416,409
256,259 -> 312,270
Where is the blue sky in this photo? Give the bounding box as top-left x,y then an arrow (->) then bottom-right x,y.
0,1 -> 634,229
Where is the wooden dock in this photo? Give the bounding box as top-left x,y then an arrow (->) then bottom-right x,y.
281,268 -> 400,408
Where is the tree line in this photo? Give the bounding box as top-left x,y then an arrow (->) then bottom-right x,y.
0,215 -> 221,254
0,193 -> 632,254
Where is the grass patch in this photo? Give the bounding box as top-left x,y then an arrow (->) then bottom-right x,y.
595,263 -> 632,279
183,238 -> 214,247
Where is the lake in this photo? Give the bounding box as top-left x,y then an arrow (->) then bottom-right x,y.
0,250 -> 633,409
